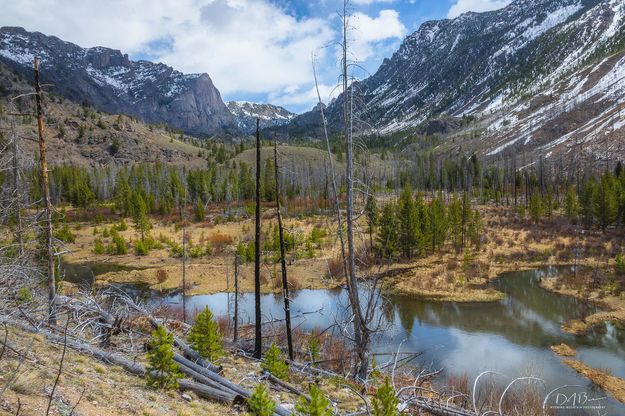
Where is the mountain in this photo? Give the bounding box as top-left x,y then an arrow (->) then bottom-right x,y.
0,60 -> 211,167
227,101 -> 296,135
0,26 -> 237,136
281,0 -> 625,160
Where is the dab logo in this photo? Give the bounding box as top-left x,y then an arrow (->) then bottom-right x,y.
543,385 -> 608,415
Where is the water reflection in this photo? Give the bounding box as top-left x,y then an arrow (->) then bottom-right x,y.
70,264 -> 625,414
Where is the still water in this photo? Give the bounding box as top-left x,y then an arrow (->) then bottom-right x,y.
65,264 -> 625,414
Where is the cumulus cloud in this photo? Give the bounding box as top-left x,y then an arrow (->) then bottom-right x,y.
0,0 -> 405,111
348,9 -> 406,62
447,0 -> 512,19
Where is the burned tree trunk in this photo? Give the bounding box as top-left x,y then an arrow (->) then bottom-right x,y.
254,118 -> 262,359
34,58 -> 56,325
273,134 -> 294,360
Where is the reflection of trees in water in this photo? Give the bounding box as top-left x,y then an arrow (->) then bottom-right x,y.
390,269 -> 623,352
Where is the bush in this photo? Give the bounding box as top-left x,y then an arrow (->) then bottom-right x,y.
135,239 -> 149,256
109,234 -> 128,255
615,253 -> 625,276
93,238 -> 106,254
146,326 -> 181,389
188,307 -> 224,362
17,287 -> 32,303
247,384 -> 276,416
54,224 -> 76,243
116,218 -> 128,231
307,335 -> 321,364
294,383 -> 333,416
262,343 -> 288,380
372,377 -> 400,416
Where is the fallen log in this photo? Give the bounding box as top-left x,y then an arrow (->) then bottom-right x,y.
265,371 -> 311,401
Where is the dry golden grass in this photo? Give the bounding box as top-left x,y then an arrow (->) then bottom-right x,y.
550,343 -> 577,357
564,359 -> 625,404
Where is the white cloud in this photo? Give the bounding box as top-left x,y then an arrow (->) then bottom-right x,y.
0,0 -> 406,111
447,0 -> 512,19
347,9 -> 406,63
351,0 -> 396,4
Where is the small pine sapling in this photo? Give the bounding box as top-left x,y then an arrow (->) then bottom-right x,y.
293,383 -> 333,416
372,377 -> 401,416
261,343 -> 289,380
146,326 -> 181,389
188,306 -> 224,362
247,383 -> 276,416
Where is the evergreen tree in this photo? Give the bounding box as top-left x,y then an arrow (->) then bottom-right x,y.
146,326 -> 181,389
372,377 -> 401,416
188,307 -> 224,362
564,186 -> 579,223
247,384 -> 276,416
293,384 -> 333,416
262,343 -> 289,380
580,178 -> 598,228
447,195 -> 462,253
414,192 -> 430,256
429,192 -> 447,251
595,172 -> 618,230
132,192 -> 151,240
194,198 -> 205,222
377,203 -> 399,259
398,186 -> 418,258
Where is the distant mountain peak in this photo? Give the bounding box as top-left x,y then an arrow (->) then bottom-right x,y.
0,26 -> 236,136
227,101 -> 296,135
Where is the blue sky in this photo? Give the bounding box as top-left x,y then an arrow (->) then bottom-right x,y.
1,0 -> 511,113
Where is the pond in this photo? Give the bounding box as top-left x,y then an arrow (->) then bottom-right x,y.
64,263 -> 625,414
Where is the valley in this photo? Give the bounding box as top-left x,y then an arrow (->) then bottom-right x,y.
1,0 -> 625,415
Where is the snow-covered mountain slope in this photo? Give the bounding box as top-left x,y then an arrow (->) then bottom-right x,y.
227,101 -> 295,135
0,26 -> 236,136
282,0 -> 625,160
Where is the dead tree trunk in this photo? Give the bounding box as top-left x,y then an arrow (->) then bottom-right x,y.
233,254 -> 239,343
273,134 -> 294,360
9,108 -> 24,256
254,118 -> 262,359
182,221 -> 187,323
34,58 -> 56,325
341,2 -> 368,380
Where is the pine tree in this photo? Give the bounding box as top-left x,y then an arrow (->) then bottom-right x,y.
595,172 -> 618,230
376,203 -> 399,259
429,192 -> 447,251
398,185 -> 418,259
372,377 -> 401,416
580,178 -> 598,228
188,306 -> 224,362
146,326 -> 181,389
248,384 -> 276,416
194,198 -> 205,222
262,343 -> 288,380
294,384 -> 333,416
448,195 -> 462,253
564,186 -> 579,223
132,192 -> 151,240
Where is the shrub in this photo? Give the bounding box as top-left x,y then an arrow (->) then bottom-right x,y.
93,238 -> 106,254
135,239 -> 149,256
247,384 -> 276,416
109,234 -> 128,255
262,343 -> 288,380
17,287 -> 32,303
116,218 -> 128,231
307,335 -> 321,365
54,224 -> 76,243
189,244 -> 204,258
146,326 -> 181,389
188,307 -> 224,362
372,377 -> 401,416
615,253 -> 625,276
294,383 -> 333,416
